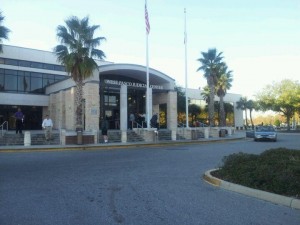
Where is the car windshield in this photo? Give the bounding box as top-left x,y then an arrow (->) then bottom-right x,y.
256,126 -> 275,132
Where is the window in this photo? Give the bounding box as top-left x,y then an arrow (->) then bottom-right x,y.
5,69 -> 18,76
43,64 -> 55,70
5,59 -> 18,66
18,76 -> 30,92
19,60 -> 31,67
30,76 -> 43,93
54,65 -> 65,71
0,74 -> 4,91
5,75 -> 18,91
30,62 -> 44,69
104,95 -> 118,106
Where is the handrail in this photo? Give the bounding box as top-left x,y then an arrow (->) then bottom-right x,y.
0,121 -> 8,136
132,121 -> 143,129
177,122 -> 186,128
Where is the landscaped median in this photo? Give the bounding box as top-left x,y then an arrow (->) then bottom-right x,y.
203,169 -> 300,210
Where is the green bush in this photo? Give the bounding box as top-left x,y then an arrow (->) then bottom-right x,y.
212,148 -> 300,198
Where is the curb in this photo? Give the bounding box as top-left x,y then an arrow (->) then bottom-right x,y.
0,136 -> 245,152
203,169 -> 300,210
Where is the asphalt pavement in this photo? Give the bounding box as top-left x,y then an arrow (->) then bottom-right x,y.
0,130 -> 299,225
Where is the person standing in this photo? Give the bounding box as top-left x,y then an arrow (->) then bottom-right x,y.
150,113 -> 159,129
114,112 -> 120,129
100,117 -> 109,143
42,115 -> 53,141
14,108 -> 24,134
129,112 -> 135,129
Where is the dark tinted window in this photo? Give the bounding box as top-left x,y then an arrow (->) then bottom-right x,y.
30,77 -> 43,93
43,64 -> 55,70
18,76 -> 30,92
19,60 -> 31,67
5,75 -> 18,91
5,59 -> 18,66
30,62 -> 44,69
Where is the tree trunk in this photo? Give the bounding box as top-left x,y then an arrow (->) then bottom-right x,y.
208,77 -> 215,126
244,109 -> 249,130
75,79 -> 84,131
249,109 -> 254,129
219,95 -> 226,126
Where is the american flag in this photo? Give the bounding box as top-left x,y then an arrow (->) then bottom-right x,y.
145,3 -> 150,34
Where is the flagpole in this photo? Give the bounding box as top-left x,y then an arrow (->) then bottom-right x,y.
184,8 -> 189,128
145,0 -> 150,129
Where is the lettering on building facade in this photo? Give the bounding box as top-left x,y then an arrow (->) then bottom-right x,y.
104,79 -> 163,90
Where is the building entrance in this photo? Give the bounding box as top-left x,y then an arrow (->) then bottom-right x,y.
100,85 -> 147,129
0,105 -> 42,130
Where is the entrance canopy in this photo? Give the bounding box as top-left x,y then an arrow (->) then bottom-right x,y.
99,63 -> 175,91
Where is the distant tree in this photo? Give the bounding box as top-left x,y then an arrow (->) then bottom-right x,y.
0,11 -> 10,53
54,16 -> 106,132
197,48 -> 223,126
256,79 -> 300,131
189,104 -> 201,126
224,102 -> 234,125
215,64 -> 233,126
236,97 -> 249,129
175,85 -> 186,114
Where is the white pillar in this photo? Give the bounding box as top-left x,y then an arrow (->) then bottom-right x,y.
204,127 -> 209,139
24,131 -> 31,146
120,85 -> 128,142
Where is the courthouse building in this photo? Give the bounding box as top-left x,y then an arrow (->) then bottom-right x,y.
0,45 -> 243,136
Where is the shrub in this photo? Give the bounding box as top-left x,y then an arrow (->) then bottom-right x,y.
212,148 -> 300,198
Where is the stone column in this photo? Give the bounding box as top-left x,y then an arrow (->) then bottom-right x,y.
120,85 -> 128,142
167,91 -> 177,130
60,129 -> 66,145
84,83 -> 100,131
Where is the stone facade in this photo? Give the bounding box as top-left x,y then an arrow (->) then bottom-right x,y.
152,91 -> 177,130
48,83 -> 99,131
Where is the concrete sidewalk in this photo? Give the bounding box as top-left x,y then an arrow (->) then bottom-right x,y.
0,131 -> 247,152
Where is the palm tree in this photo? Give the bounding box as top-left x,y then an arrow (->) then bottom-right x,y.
54,16 -> 106,131
224,102 -> 234,125
246,99 -> 257,129
215,64 -> 233,126
236,97 -> 249,129
0,11 -> 10,53
201,85 -> 210,104
197,48 -> 223,126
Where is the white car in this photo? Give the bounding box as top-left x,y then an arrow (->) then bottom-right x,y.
254,126 -> 277,142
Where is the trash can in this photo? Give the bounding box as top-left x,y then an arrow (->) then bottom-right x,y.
77,131 -> 83,145
219,129 -> 226,137
191,130 -> 197,140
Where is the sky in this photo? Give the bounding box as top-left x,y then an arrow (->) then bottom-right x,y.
1,0 -> 300,99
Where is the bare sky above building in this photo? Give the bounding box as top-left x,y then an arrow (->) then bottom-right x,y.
2,0 -> 300,99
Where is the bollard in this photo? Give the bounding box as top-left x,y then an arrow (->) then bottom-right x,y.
24,131 -> 31,146
77,131 -> 83,145
204,127 -> 209,139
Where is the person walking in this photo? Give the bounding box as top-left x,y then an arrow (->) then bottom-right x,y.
101,117 -> 109,143
14,108 -> 24,134
42,115 -> 53,141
